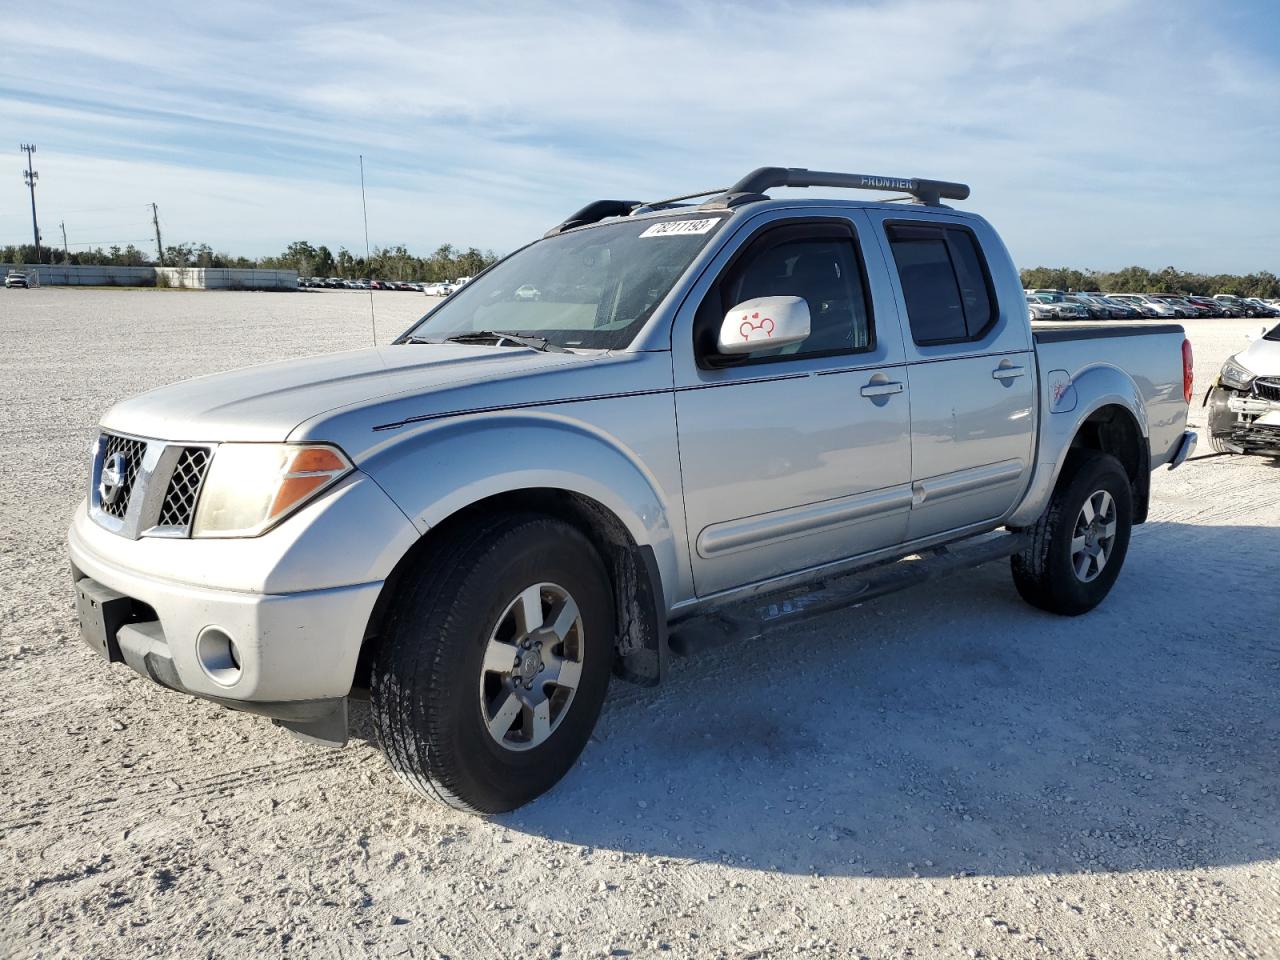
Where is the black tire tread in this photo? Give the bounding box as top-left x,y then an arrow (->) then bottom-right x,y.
1011,449 -> 1133,616
374,510 -> 523,813
371,512 -> 611,814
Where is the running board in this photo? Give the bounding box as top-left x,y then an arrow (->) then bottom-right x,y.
668,530 -> 1031,657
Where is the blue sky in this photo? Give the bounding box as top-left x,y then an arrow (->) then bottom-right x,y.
3,0 -> 1278,271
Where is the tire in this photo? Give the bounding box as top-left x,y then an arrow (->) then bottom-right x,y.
1205,386 -> 1238,454
1011,450 -> 1133,616
370,514 -> 615,814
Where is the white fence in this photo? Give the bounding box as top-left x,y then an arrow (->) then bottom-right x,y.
10,264 -> 298,291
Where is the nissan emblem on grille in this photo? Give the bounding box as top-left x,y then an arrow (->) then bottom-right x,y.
96,434 -> 146,522
99,452 -> 128,505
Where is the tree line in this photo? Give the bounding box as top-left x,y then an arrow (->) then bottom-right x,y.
1020,265 -> 1280,299
1,240 -> 499,282
5,238 -> 1277,296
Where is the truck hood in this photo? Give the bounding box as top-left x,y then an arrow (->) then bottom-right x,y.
100,343 -> 598,443
1238,334 -> 1280,377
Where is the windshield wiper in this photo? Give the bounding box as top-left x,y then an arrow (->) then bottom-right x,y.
430,330 -> 567,352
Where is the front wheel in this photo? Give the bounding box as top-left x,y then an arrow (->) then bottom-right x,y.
1011,450 -> 1133,616
370,514 -> 615,813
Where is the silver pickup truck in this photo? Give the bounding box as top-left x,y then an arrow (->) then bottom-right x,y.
69,167 -> 1197,813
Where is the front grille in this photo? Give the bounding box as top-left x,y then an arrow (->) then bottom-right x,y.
1255,377 -> 1280,403
157,447 -> 211,530
99,434 -> 146,519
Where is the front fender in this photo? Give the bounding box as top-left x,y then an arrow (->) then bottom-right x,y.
358,408 -> 683,610
1008,363 -> 1148,527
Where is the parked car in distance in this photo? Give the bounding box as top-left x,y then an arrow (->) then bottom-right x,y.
1026,296 -> 1058,320
1186,295 -> 1228,317
1030,293 -> 1089,319
1244,297 -> 1280,317
1100,297 -> 1142,319
1065,295 -> 1113,319
1215,294 -> 1266,318
514,284 -> 541,301
5,270 -> 30,288
69,164 -> 1197,814
1109,294 -> 1180,318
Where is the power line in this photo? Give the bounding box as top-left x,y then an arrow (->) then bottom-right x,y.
64,239 -> 151,246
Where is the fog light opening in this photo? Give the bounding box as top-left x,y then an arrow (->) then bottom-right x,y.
197,626 -> 243,686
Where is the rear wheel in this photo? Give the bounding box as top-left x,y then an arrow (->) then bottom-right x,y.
1011,450 -> 1133,616
370,514 -> 615,813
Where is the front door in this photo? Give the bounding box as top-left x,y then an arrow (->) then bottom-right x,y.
672,213 -> 912,597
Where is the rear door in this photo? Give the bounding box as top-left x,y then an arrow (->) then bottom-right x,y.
865,210 -> 1036,541
671,210 -> 912,596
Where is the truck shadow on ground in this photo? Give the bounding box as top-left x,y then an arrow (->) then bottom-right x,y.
501,521 -> 1280,878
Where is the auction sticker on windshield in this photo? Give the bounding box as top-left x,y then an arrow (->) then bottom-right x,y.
639,218 -> 722,238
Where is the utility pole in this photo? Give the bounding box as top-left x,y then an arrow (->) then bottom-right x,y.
151,202 -> 164,265
20,144 -> 40,263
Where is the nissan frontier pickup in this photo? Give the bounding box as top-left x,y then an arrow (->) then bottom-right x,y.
70,166 -> 1197,812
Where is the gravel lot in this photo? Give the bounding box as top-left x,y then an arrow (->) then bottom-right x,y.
1,288 -> 1278,959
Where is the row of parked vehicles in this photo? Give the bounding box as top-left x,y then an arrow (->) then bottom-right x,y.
299,276 -> 470,296
1026,289 -> 1280,321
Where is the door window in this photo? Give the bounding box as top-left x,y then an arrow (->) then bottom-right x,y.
696,221 -> 873,364
886,222 -> 996,345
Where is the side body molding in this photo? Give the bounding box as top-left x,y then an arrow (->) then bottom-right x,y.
1007,362 -> 1149,528
356,401 -> 687,611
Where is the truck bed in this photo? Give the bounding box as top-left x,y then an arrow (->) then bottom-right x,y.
1031,320 -> 1189,470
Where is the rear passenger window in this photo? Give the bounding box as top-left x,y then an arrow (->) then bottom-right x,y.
887,223 -> 997,345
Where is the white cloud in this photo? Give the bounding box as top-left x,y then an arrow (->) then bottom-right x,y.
3,0 -> 1278,270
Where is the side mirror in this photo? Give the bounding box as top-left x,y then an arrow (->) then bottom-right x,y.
1247,325 -> 1266,342
718,296 -> 810,355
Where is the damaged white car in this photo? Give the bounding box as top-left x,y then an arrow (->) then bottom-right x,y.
1205,322 -> 1280,455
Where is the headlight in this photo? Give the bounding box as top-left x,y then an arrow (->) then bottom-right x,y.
192,443 -> 353,538
1219,356 -> 1254,391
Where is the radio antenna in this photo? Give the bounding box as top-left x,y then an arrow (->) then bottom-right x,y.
359,154 -> 376,346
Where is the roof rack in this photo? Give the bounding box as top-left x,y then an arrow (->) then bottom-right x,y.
543,166 -> 971,236
544,199 -> 640,237
701,166 -> 970,208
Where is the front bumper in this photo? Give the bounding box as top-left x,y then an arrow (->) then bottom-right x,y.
1206,384 -> 1280,454
67,472 -> 419,740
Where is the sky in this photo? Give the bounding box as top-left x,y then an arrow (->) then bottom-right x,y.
2,0 -> 1278,272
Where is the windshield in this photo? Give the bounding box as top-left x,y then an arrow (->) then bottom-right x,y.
1265,323 -> 1280,342
402,214 -> 729,350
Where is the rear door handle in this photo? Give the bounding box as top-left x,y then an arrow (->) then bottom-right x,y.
860,381 -> 904,398
992,365 -> 1025,381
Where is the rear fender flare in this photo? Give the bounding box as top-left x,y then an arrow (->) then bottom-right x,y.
1009,364 -> 1148,527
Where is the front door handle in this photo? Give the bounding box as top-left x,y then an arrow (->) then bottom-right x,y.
860,380 -> 904,398
992,365 -> 1025,381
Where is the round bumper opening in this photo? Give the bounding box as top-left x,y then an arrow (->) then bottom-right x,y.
196,626 -> 243,686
